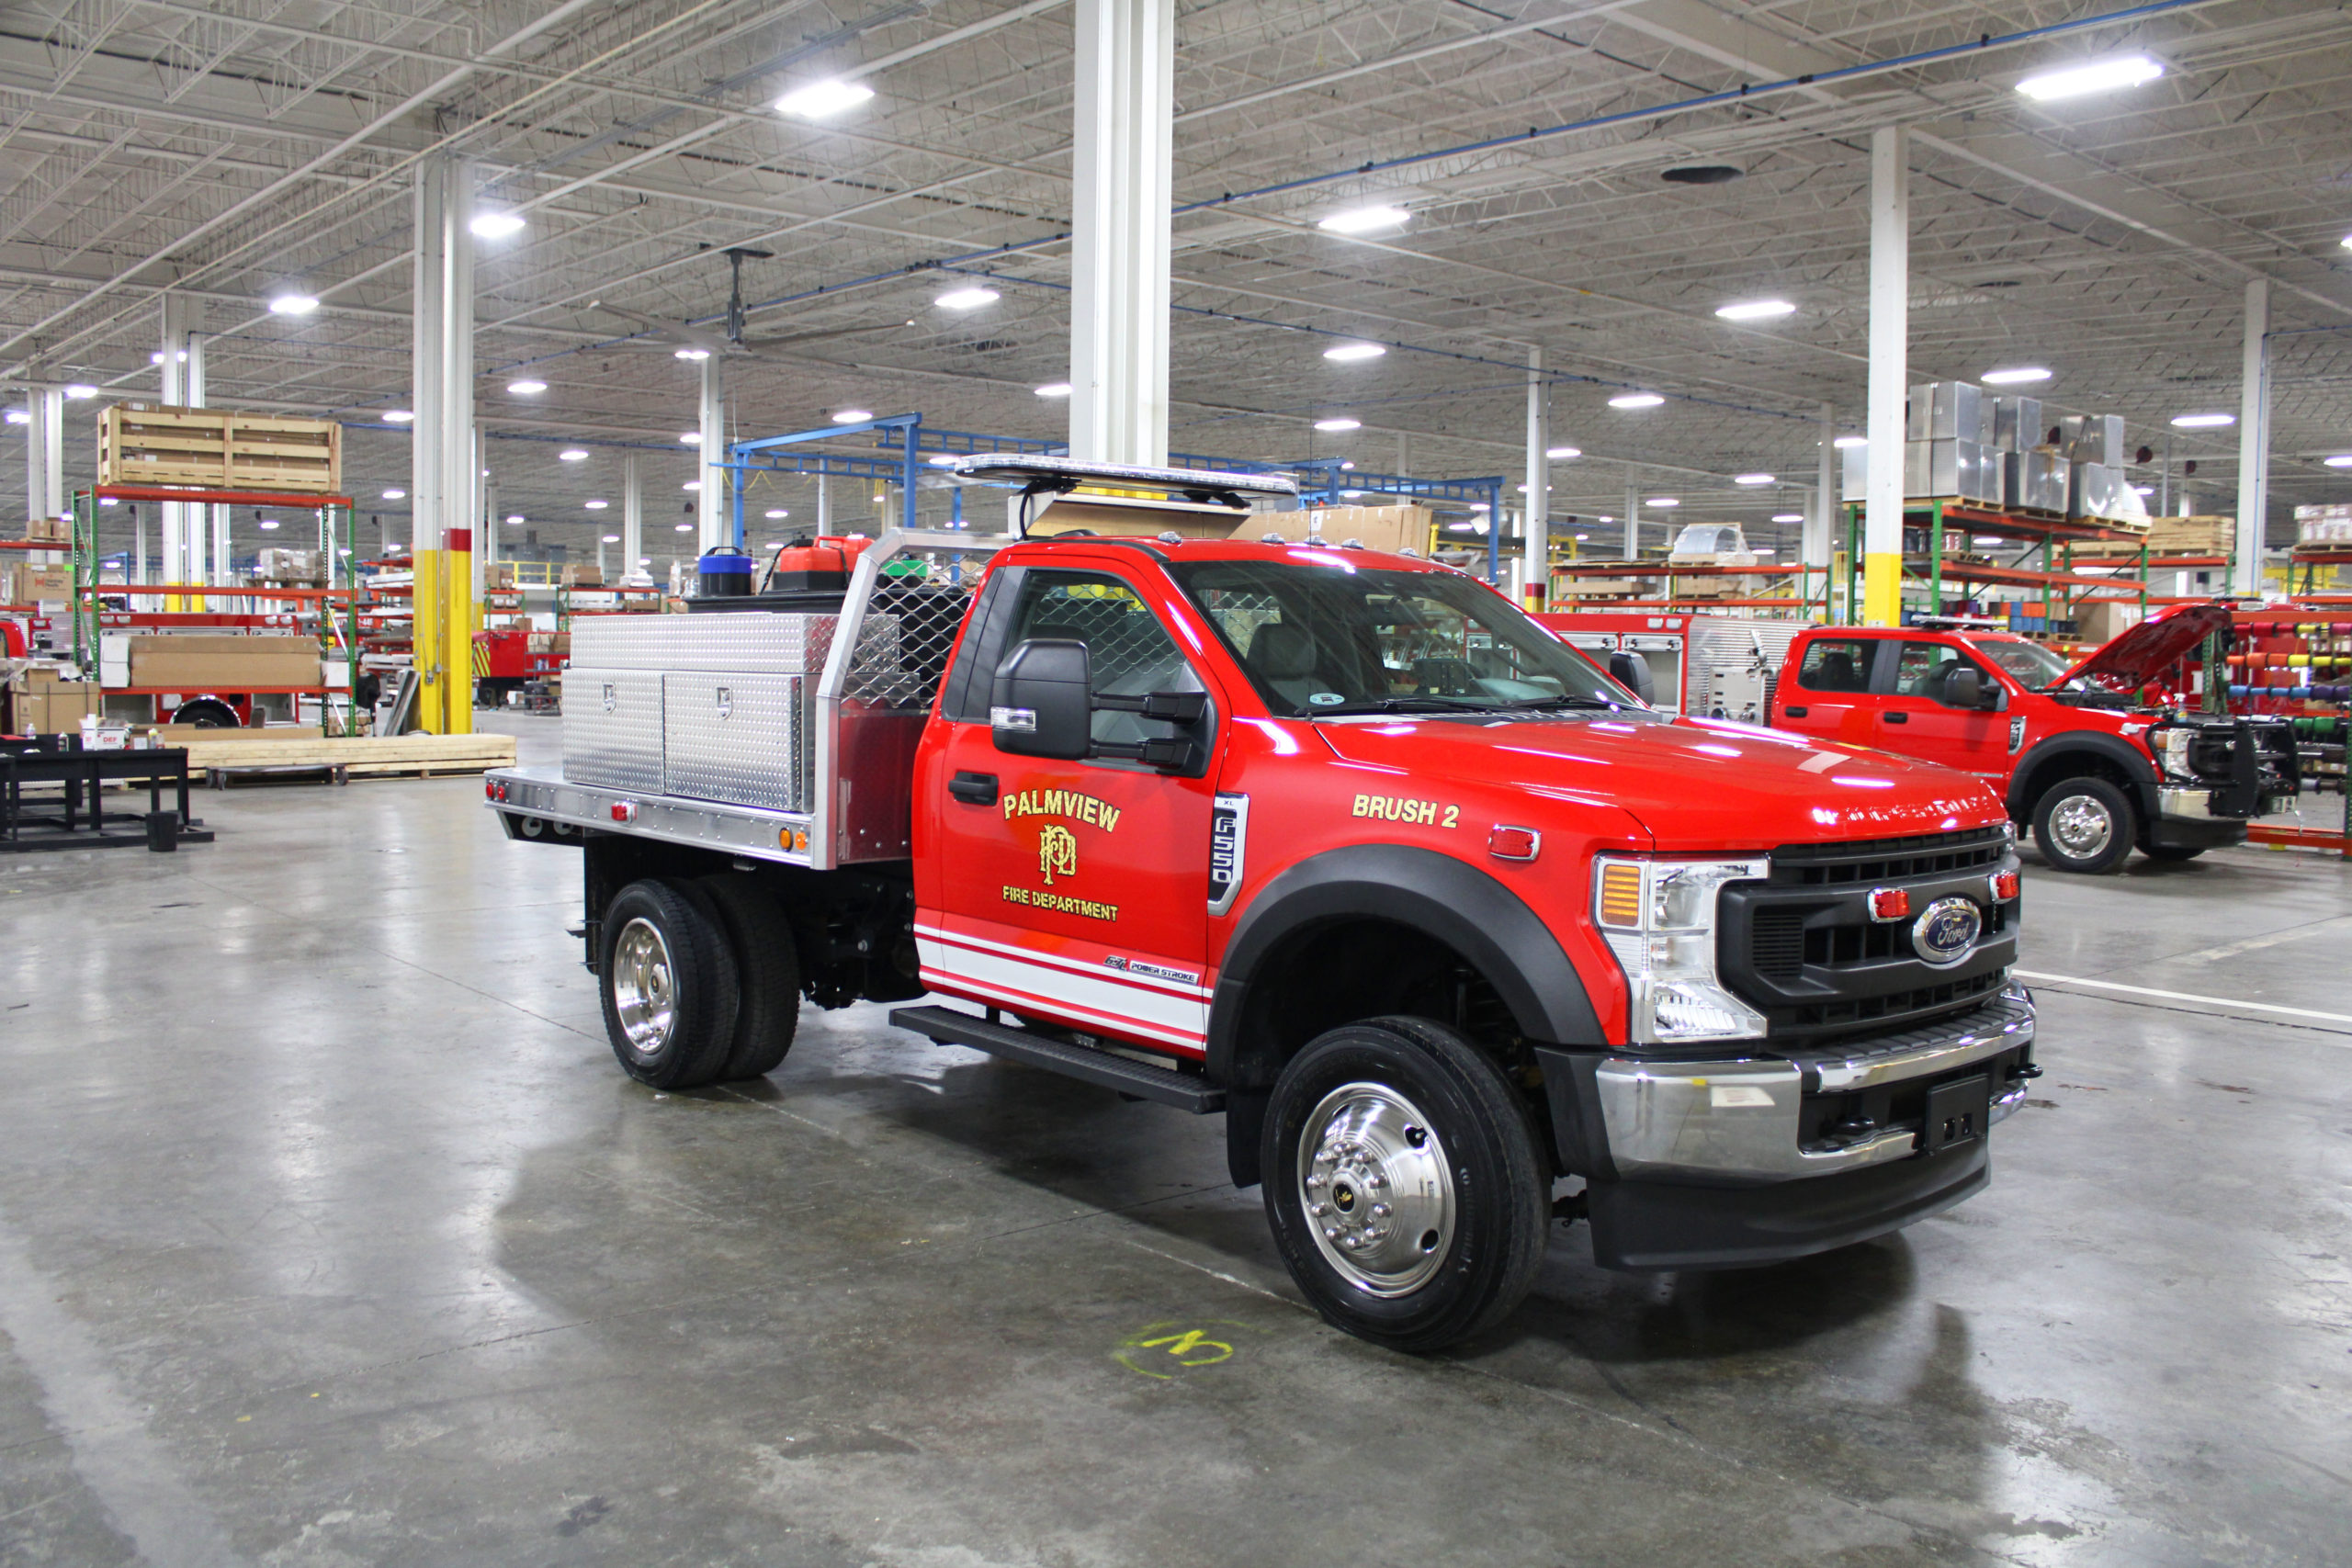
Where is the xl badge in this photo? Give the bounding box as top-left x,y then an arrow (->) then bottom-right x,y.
1911,896 -> 1984,968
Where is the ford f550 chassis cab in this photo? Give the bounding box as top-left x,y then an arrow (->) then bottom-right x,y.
487,457 -> 2038,1350
1771,605 -> 2299,874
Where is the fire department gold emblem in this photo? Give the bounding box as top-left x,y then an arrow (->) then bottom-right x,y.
1038,823 -> 1079,886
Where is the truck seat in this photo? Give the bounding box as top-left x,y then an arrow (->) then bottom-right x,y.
1248,621 -> 1323,708
1814,650 -> 1862,691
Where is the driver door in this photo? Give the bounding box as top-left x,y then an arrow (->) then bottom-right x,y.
1881,639 -> 2007,777
916,565 -> 1218,1056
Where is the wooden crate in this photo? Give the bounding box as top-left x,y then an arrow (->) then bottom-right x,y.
2069,516 -> 2235,559
97,403 -> 342,494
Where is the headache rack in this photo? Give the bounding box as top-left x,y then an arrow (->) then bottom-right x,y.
492,527 -> 1012,868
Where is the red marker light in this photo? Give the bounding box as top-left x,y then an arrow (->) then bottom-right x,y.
485,780 -> 498,801
1488,825 -> 1541,861
1867,887 -> 1911,922
610,801 -> 637,823
1992,870 -> 2020,901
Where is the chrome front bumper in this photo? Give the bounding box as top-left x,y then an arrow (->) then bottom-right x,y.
1594,987 -> 2034,1184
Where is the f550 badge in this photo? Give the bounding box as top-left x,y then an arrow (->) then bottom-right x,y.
1208,793 -> 1249,916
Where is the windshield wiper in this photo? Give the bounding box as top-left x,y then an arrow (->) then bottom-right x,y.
1503,694 -> 1623,710
1301,695 -> 1506,717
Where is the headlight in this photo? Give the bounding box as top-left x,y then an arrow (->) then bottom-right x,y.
2153,727 -> 2193,780
1593,856 -> 1770,1044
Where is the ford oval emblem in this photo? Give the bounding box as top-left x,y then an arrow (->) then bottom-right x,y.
1911,896 -> 1984,968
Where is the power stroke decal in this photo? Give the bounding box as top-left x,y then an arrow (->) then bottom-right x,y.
1208,793 -> 1249,916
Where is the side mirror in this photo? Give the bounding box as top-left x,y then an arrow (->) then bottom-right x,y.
991,638 -> 1091,759
1945,667 -> 1982,710
1607,650 -> 1656,705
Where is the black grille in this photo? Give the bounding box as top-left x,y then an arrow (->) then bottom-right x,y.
1770,824 -> 2010,886
1779,968 -> 2007,1033
1753,908 -> 1806,980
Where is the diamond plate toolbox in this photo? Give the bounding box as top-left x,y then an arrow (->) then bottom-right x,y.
562,667 -> 663,793
571,611 -> 837,674
662,671 -> 804,811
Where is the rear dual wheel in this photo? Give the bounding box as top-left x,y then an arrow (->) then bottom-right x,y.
1261,1017 -> 1549,1353
597,876 -> 799,1089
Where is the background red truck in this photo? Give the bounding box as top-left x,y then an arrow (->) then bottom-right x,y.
489,458 -> 2039,1350
1767,604 -> 2299,872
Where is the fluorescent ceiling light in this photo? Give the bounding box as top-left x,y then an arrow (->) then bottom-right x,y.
267,293 -> 318,315
1646,497 -> 1680,507
382,409 -> 413,423
1598,514 -> 1615,523
559,447 -> 589,461
602,535 -> 620,543
2132,485 -> 2155,496
674,523 -> 695,532
935,286 -> 999,310
831,408 -> 873,423
1771,513 -> 1804,523
1546,446 -> 1581,459
98,497 -> 118,506
469,210 -> 525,239
683,480 -> 701,491
765,508 -> 791,517
2324,455 -> 2352,468
257,519 -> 279,530
928,453 -> 958,466
775,79 -> 874,119
583,500 -> 608,510
1982,367 -> 2051,385
1323,343 -> 1385,363
679,432 -> 701,445
1734,472 -> 1774,486
381,488 -> 406,500
505,514 -> 524,525
63,384 -> 98,399
1469,502 -> 1490,511
149,350 -> 186,364
1754,547 -> 1777,556
2017,54 -> 2164,103
1317,205 -> 1409,235
1340,490 -> 1364,499
1034,382 -> 1072,397
2170,412 -> 2234,429
673,347 -> 710,361
1573,533 -> 1589,541
1834,434 -> 1866,448
507,379 -> 547,395
1609,392 -> 1664,410
4,409 -> 29,424
1315,417 -> 1362,432
1714,299 -> 1795,321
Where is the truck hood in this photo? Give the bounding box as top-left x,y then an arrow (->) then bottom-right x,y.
2059,601 -> 2232,692
1314,713 -> 2007,851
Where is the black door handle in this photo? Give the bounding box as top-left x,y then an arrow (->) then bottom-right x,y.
1884,711 -> 1909,724
1783,705 -> 1808,717
949,771 -> 999,806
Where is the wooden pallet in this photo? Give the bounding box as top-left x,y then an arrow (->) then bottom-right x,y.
181,732 -> 514,785
97,403 -> 342,494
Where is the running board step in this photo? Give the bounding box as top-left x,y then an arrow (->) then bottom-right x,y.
889,1006 -> 1225,1113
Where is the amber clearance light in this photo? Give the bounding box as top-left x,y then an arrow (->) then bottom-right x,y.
1597,863 -> 1644,927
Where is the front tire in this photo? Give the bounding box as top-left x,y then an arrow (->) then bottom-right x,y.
1261,1017 -> 1548,1352
598,879 -> 740,1089
2031,776 -> 2136,874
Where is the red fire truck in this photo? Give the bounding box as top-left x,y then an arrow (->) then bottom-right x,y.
487,458 -> 2037,1350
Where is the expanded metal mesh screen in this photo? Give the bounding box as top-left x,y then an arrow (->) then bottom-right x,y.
840,545 -> 997,712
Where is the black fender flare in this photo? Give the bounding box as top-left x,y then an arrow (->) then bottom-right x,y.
1205,843 -> 1604,1089
2007,732 -> 2158,821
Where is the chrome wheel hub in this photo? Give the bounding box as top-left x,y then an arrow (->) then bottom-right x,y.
2050,794 -> 2114,858
610,917 -> 676,1055
1297,1081 -> 1456,1298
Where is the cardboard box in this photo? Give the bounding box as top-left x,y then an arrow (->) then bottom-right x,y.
484,562 -> 516,589
2075,600 -> 2144,647
1272,504 -> 1437,557
18,566 -> 71,607
14,668 -> 104,733
124,635 -> 322,690
2295,504 -> 2352,547
560,563 -> 605,587
255,546 -> 322,581
25,515 -> 70,543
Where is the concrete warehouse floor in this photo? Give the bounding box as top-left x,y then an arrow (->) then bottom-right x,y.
2,714 -> 2347,1568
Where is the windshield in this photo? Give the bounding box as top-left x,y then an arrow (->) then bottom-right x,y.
1169,557 -> 1642,716
1973,637 -> 2076,691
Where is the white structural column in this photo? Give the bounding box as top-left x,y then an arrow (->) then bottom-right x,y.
698,356 -> 726,550
1808,401 -> 1836,610
1068,0 -> 1174,466
1622,472 -> 1638,560
2233,277 -> 2268,595
622,454 -> 642,574
27,387 -> 63,530
1863,125 -> 1908,627
1522,346 -> 1548,608
159,292 -> 199,583
409,154 -> 476,735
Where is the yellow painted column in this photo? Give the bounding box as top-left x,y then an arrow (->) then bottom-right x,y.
412,549 -> 447,733
443,525 -> 473,735
1863,551 -> 1904,627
